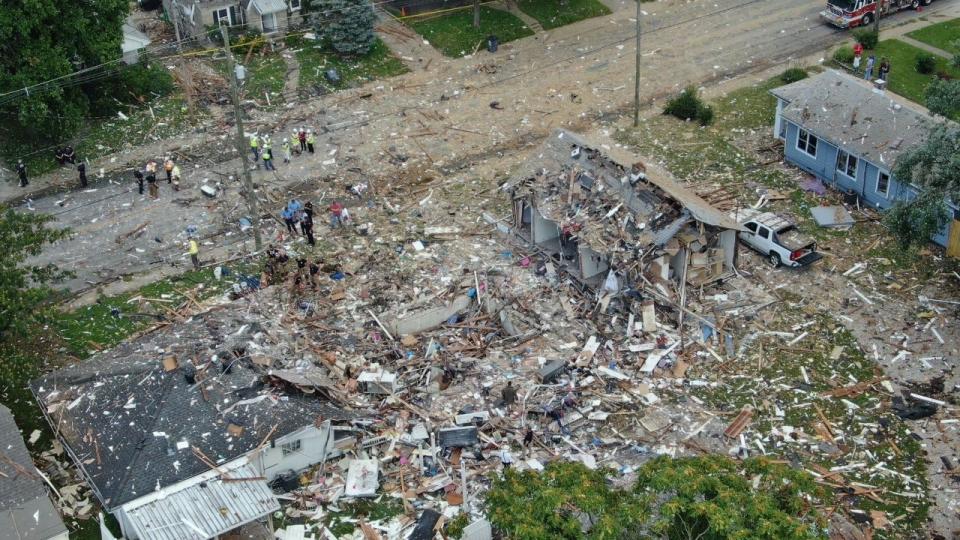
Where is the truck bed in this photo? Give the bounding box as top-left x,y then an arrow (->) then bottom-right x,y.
777,227 -> 815,251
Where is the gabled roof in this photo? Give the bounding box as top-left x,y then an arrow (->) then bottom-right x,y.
770,69 -> 946,167
0,405 -> 68,540
31,300 -> 352,509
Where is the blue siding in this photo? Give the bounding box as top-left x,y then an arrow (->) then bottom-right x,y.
781,119 -> 954,248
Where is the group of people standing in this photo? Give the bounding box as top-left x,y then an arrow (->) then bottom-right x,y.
250,128 -> 316,171
281,199 -> 316,245
853,42 -> 891,82
133,157 -> 181,199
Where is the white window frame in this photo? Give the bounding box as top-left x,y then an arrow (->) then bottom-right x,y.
836,150 -> 858,179
281,439 -> 301,456
876,170 -> 890,198
289,0 -> 302,10
796,129 -> 818,158
214,7 -> 231,26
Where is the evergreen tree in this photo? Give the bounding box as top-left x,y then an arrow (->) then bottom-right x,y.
311,0 -> 377,56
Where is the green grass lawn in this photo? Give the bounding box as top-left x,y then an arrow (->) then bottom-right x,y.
214,53 -> 288,104
836,39 -> 960,105
286,36 -> 408,93
406,6 -> 534,58
517,0 -> 611,30
906,17 -> 960,55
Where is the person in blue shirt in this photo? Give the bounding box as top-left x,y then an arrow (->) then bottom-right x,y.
287,199 -> 303,214
281,208 -> 298,235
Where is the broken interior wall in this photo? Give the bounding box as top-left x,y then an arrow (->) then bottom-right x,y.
579,246 -> 609,280
259,424 -> 334,481
385,294 -> 474,336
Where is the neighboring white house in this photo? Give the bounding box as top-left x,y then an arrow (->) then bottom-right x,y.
163,0 -> 305,39
122,22 -> 152,64
0,405 -> 69,540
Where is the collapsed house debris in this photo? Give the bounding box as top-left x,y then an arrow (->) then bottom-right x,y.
504,130 -> 742,295
28,129 -> 953,539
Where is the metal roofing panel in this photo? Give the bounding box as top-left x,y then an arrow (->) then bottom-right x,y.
250,0 -> 287,14
123,460 -> 279,540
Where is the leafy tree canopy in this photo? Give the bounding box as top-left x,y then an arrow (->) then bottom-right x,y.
0,207 -> 71,340
485,456 -> 827,540
0,0 -> 129,137
310,0 -> 377,55
884,125 -> 960,248
925,79 -> 960,120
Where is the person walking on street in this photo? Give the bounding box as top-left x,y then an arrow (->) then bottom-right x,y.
164,158 -> 174,184
300,206 -> 315,245
171,163 -> 181,191
77,162 -> 87,188
16,160 -> 28,187
282,207 -> 298,235
134,169 -> 145,195
146,161 -> 159,199
879,58 -> 890,82
864,54 -> 876,80
306,130 -> 316,154
262,147 -> 275,171
250,134 -> 260,161
298,128 -> 307,152
188,237 -> 200,269
282,139 -> 292,164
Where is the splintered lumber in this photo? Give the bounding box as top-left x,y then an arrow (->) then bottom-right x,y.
821,377 -> 887,398
115,221 -> 150,244
723,406 -> 753,438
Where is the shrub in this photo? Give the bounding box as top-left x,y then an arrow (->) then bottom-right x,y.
952,53 -> 960,70
696,103 -> 714,125
852,29 -> 878,49
780,67 -> 808,84
925,79 -> 960,117
833,46 -> 855,65
916,52 -> 936,74
664,85 -> 713,125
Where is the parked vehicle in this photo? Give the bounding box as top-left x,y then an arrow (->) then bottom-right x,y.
821,0 -> 932,29
736,212 -> 823,268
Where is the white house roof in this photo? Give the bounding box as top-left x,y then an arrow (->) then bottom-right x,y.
249,0 -> 287,14
770,69 -> 945,167
120,458 -> 279,540
122,23 -> 151,53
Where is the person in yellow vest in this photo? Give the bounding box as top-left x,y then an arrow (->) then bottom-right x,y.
249,134 -> 260,161
188,237 -> 200,269
306,130 -> 316,154
164,158 -> 174,184
282,138 -> 292,164
171,164 -> 182,191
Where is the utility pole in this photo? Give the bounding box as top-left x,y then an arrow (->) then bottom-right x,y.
633,0 -> 641,127
221,26 -> 262,251
873,0 -> 881,34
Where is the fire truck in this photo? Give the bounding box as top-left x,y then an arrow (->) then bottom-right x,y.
821,0 -> 933,29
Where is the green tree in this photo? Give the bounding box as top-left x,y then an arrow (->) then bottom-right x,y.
310,0 -> 376,55
635,455 -> 828,540
925,79 -> 960,119
0,207 -> 71,340
486,462 -> 648,539
883,125 -> 960,248
0,0 -> 129,137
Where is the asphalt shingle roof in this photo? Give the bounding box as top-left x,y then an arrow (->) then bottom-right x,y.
31,301 -> 352,510
0,405 -> 68,540
770,70 -> 943,168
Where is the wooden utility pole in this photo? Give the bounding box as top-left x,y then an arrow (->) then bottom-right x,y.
473,0 -> 481,28
221,26 -> 263,251
633,0 -> 641,127
873,0 -> 881,33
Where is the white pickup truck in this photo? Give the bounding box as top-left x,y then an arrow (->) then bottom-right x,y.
736,211 -> 823,268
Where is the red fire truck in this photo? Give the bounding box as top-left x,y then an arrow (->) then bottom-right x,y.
821,0 -> 933,28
